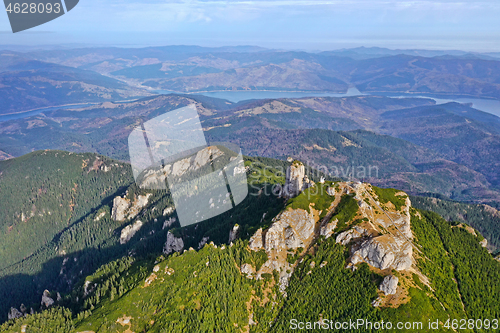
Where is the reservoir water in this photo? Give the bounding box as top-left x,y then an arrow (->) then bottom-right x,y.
0,103 -> 97,122
2,88 -> 500,122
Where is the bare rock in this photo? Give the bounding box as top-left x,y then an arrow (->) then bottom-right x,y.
249,228 -> 264,250
198,236 -> 209,249
163,207 -> 174,216
111,196 -> 130,222
229,224 -> 240,243
264,209 -> 316,251
336,226 -> 369,245
41,290 -> 54,308
111,193 -> 152,222
8,307 -> 23,320
120,220 -> 143,244
372,297 -> 382,307
241,263 -> 255,278
380,275 -> 399,295
327,186 -> 336,196
320,219 -> 337,239
282,161 -> 305,198
163,217 -> 177,230
480,238 -> 488,248
163,231 -> 184,255
351,235 -> 413,271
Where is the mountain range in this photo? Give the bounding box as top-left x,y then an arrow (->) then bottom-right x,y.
1,45 -> 500,332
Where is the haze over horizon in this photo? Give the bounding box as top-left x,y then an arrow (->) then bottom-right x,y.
1,0 -> 500,52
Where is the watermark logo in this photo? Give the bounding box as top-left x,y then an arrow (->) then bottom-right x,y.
4,0 -> 79,33
128,104 -> 248,227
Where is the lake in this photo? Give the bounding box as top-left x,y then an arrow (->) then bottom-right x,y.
155,88 -> 500,118
154,87 -> 367,102
2,88 -> 500,122
0,103 -> 97,122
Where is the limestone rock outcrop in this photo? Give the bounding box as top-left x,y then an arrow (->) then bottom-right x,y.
281,160 -> 314,198
163,217 -> 177,230
163,231 -> 184,255
198,236 -> 209,249
41,290 -> 54,308
8,307 -> 23,320
336,226 -> 369,245
380,275 -> 399,295
320,219 -> 337,239
139,146 -> 224,188
351,235 -> 413,271
248,208 -> 317,295
229,224 -> 240,243
120,220 -> 144,244
249,228 -> 264,251
480,238 -> 488,248
111,192 -> 152,222
241,263 -> 255,278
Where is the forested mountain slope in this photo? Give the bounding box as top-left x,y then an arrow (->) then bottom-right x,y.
2,94 -> 500,205
0,154 -> 499,332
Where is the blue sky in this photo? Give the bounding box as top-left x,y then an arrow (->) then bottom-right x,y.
1,0 -> 500,51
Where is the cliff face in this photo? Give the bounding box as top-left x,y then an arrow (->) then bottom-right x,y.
281,160 -> 314,198
163,231 -> 184,255
111,192 -> 152,222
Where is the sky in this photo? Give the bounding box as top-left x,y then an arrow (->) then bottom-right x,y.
1,0 -> 500,52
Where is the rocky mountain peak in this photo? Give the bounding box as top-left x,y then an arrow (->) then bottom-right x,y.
247,168 -> 419,304
281,159 -> 315,198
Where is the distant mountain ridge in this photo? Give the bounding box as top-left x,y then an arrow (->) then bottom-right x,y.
2,45 -> 500,99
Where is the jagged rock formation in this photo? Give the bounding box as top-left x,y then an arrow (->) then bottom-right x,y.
351,236 -> 412,271
111,192 -> 152,222
163,231 -> 184,255
8,307 -> 22,320
229,224 -> 240,243
120,220 -> 144,244
163,207 -> 174,216
139,146 -> 224,188
281,160 -> 315,198
336,226 -> 370,245
41,290 -> 54,308
380,275 -> 399,295
249,228 -> 264,251
338,182 -> 414,272
320,219 -> 337,238
198,236 -> 209,250
163,217 -> 177,230
248,207 -> 323,295
247,175 -> 419,303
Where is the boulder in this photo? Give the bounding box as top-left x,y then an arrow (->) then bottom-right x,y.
480,238 -> 488,248
241,263 -> 255,278
380,275 -> 399,295
351,235 -> 413,271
